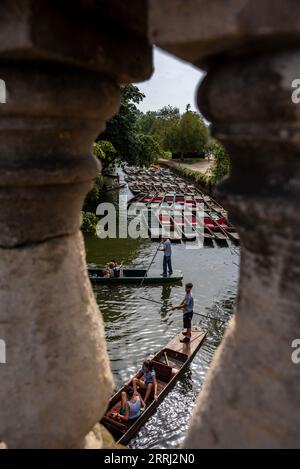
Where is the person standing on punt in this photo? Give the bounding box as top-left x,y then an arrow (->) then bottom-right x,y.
171,282 -> 194,343
160,237 -> 173,276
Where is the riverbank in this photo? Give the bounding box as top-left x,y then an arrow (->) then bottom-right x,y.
157,158 -> 214,195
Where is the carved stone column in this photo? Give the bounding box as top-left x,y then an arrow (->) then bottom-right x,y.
0,1 -> 151,448
149,0 -> 300,448
182,50 -> 300,447
0,65 -> 119,449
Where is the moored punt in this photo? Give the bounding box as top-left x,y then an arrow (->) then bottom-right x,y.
222,227 -> 240,244
101,327 -> 207,445
103,183 -> 127,192
88,267 -> 183,284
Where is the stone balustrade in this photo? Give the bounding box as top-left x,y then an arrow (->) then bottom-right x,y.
0,0 -> 299,448
0,0 -> 151,448
150,0 -> 300,448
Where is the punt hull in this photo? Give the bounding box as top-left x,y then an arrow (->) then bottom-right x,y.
88,267 -> 183,284
101,327 -> 207,446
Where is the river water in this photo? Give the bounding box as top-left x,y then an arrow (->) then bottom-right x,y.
84,183 -> 240,449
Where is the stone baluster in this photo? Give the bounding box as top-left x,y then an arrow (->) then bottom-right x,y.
0,1 -> 151,448
183,50 -> 300,448
148,0 -> 300,448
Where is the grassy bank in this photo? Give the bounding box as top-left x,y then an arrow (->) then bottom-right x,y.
157,159 -> 214,195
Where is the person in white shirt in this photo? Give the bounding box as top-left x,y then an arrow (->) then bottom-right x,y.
160,237 -> 173,276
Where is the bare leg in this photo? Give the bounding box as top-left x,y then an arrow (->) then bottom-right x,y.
144,383 -> 153,403
121,391 -> 127,408
133,378 -> 144,395
186,327 -> 192,339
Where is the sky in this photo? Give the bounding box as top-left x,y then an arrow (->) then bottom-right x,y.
135,47 -> 204,114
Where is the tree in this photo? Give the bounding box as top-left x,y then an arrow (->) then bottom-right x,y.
164,111 -> 209,155
136,110 -> 158,136
156,105 -> 180,120
83,175 -> 103,212
81,212 -> 98,235
208,140 -> 230,184
135,134 -> 163,167
99,84 -> 145,166
136,106 -> 180,151
93,140 -> 117,170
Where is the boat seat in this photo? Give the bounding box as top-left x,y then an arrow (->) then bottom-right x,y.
152,360 -> 173,382
155,378 -> 167,394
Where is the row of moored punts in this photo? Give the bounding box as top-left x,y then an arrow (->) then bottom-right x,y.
124,166 -> 239,246
128,192 -> 239,246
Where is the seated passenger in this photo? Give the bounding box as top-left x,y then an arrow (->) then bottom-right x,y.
101,268 -> 110,278
107,259 -> 123,278
106,261 -> 116,278
111,386 -> 144,422
132,360 -> 158,404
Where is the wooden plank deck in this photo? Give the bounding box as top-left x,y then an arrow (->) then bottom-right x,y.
164,326 -> 207,359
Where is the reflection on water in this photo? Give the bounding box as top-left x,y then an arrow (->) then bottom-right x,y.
84,186 -> 240,448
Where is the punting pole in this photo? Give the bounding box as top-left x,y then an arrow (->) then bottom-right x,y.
139,296 -> 227,324
138,240 -> 163,288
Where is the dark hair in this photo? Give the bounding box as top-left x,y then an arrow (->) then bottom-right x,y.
124,386 -> 133,398
186,282 -> 193,289
143,360 -> 153,371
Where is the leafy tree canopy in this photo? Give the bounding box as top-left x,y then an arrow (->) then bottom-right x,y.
163,110 -> 209,154
208,140 -> 230,184
99,84 -> 146,166
135,133 -> 163,167
93,140 -> 117,170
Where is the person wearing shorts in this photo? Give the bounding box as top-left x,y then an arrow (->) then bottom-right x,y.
171,283 -> 194,343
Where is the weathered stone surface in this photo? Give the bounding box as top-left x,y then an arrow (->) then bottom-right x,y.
0,233 -> 113,448
0,64 -> 120,247
183,50 -> 300,448
0,0 -> 152,83
149,0 -> 300,67
0,2 -> 153,448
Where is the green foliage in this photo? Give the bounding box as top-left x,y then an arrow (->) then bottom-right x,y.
99,84 -> 145,166
93,140 -> 116,169
208,140 -> 230,184
135,134 -> 163,167
136,106 -> 180,151
162,162 -> 210,192
83,175 -> 103,212
164,111 -> 209,154
81,212 -> 98,235
136,106 -> 209,156
156,105 -> 180,119
163,150 -> 172,160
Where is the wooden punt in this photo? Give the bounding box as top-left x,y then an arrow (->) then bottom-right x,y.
142,207 -> 161,240
103,183 -> 126,192
101,327 -> 207,445
88,267 -> 183,284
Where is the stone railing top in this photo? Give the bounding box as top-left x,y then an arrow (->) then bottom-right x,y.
2,0 -> 300,74
148,0 -> 300,67
0,0 -> 152,83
